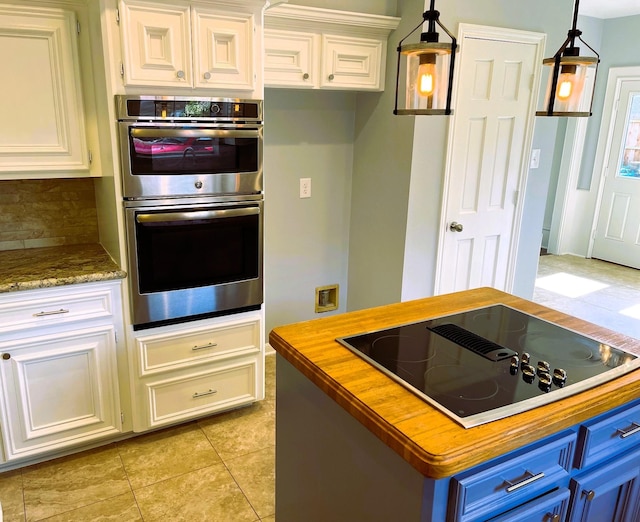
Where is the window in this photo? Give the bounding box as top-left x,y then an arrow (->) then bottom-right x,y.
619,93 -> 640,178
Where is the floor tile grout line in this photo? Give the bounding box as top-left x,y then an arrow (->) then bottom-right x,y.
197,423 -> 271,520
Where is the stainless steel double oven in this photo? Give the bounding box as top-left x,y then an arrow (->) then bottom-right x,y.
117,95 -> 263,329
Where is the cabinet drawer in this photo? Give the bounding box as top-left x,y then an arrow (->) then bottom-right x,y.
487,487 -> 570,521
575,400 -> 640,469
0,286 -> 114,334
135,317 -> 260,375
145,360 -> 257,427
449,432 -> 576,522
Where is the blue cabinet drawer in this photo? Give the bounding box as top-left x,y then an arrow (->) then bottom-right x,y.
449,431 -> 576,522
488,487 -> 570,522
575,400 -> 640,469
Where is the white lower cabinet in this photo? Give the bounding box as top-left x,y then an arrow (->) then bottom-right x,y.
0,281 -> 124,463
129,310 -> 264,432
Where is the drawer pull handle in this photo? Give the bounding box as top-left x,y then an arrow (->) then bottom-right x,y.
193,389 -> 217,399
192,342 -> 218,351
617,422 -> 640,439
504,470 -> 545,492
33,309 -> 70,317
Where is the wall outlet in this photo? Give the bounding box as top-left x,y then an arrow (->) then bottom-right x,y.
300,178 -> 311,198
530,149 -> 541,169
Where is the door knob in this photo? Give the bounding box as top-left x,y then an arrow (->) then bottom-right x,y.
449,221 -> 463,232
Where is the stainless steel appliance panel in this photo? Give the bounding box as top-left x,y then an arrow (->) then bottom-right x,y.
125,196 -> 263,327
116,95 -> 263,200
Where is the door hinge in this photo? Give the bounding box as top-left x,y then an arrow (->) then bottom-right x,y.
114,330 -> 119,343
88,150 -> 93,165
76,20 -> 81,35
120,411 -> 125,424
116,7 -> 120,25
120,62 -> 125,77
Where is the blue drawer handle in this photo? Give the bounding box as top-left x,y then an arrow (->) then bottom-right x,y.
504,470 -> 545,492
617,422 -> 640,439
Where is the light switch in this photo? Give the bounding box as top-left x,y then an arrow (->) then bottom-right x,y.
530,149 -> 541,169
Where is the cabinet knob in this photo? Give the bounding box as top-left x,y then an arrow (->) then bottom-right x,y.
303,73 -> 309,80
583,489 -> 596,501
546,515 -> 560,522
176,70 -> 185,79
203,71 -> 211,80
328,73 -> 335,81
2,353 -> 10,360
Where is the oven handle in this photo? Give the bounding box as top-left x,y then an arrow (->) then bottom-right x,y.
136,206 -> 260,224
129,127 -> 261,139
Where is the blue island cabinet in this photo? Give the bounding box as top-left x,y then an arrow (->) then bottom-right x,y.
275,355 -> 640,522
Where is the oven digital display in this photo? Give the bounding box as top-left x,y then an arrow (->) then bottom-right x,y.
125,99 -> 259,120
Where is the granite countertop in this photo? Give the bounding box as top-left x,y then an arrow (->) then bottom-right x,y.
0,244 -> 127,293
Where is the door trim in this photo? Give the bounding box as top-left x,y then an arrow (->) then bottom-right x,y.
434,24 -> 546,294
588,66 -> 640,257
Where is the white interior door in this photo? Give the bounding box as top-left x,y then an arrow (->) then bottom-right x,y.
591,80 -> 640,269
435,26 -> 544,295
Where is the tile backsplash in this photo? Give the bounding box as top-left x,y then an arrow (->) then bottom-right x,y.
0,179 -> 99,251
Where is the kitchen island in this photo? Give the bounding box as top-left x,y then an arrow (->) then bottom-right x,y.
269,288 -> 640,521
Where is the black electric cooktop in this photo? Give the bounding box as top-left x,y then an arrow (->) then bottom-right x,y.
336,304 -> 640,428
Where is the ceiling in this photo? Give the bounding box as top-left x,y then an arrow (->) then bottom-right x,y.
579,0 -> 640,19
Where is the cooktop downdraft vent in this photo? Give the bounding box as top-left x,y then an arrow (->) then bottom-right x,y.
427,323 -> 518,362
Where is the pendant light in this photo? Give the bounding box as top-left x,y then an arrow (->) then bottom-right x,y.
536,0 -> 599,117
393,0 -> 458,116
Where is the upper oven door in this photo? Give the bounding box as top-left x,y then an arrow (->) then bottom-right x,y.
119,123 -> 263,199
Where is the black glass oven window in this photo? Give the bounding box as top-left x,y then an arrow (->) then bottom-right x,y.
135,209 -> 259,294
129,131 -> 258,176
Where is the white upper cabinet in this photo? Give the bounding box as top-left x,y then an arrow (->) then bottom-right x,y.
118,0 -> 264,96
264,4 -> 400,92
119,1 -> 192,87
0,4 -> 90,176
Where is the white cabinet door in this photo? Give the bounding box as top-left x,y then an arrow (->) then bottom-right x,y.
0,5 -> 88,174
0,326 -> 121,461
119,0 -> 259,93
119,0 -> 192,87
192,7 -> 255,91
264,29 -> 317,88
320,35 -> 383,91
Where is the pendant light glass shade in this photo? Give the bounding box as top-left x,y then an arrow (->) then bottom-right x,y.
536,0 -> 599,117
394,1 -> 457,116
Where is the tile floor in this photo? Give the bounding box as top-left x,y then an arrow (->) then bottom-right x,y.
0,354 -> 276,522
533,254 -> 640,341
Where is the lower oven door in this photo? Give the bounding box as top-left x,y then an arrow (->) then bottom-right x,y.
125,197 -> 263,328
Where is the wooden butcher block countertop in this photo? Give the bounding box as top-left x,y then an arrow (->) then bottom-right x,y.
269,287 -> 640,479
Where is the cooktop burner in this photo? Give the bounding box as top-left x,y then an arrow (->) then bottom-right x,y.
336,304 -> 640,428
